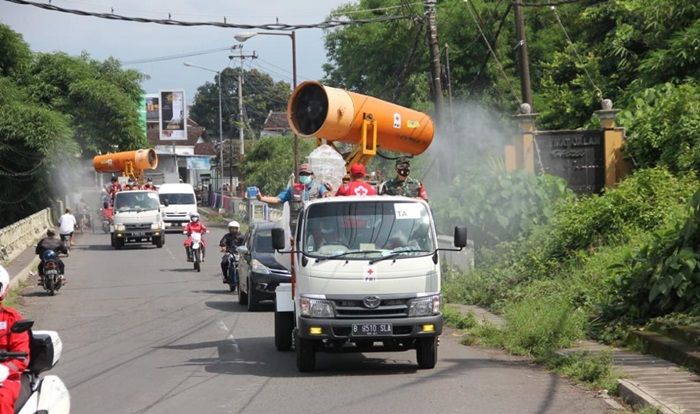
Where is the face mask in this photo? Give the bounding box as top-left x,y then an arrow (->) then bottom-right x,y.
398,169 -> 410,177
299,175 -> 312,185
192,217 -> 199,222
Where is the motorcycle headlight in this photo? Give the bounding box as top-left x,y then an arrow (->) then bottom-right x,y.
300,297 -> 334,318
115,224 -> 125,232
408,295 -> 441,317
251,259 -> 271,275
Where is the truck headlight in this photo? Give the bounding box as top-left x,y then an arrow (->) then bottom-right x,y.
115,224 -> 125,232
151,222 -> 161,230
251,259 -> 271,275
408,295 -> 441,317
300,297 -> 334,318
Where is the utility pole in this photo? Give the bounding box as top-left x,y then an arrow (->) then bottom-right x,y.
514,0 -> 533,107
424,0 -> 444,126
228,46 -> 257,190
445,42 -> 454,130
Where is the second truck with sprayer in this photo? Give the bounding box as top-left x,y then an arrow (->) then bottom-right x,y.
268,82 -> 466,372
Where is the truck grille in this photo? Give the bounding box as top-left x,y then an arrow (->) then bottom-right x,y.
125,223 -> 151,231
332,298 -> 409,319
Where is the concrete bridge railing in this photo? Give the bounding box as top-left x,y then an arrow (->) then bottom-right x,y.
0,208 -> 54,264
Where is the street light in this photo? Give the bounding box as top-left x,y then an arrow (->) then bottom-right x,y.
234,31 -> 299,178
183,62 -> 224,195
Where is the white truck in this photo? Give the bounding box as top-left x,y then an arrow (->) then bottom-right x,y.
110,190 -> 166,249
271,196 -> 466,372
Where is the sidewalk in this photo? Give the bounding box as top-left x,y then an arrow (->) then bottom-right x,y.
5,243 -> 39,289
448,303 -> 700,413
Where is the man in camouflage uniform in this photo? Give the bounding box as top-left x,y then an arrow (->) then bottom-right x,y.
379,158 -> 428,201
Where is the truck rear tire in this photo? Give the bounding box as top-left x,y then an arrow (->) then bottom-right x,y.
274,311 -> 294,351
295,333 -> 315,372
416,337 -> 438,369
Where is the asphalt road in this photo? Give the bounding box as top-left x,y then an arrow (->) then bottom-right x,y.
19,224 -> 610,414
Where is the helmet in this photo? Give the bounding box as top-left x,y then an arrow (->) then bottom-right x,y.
41,250 -> 57,261
228,221 -> 240,229
0,265 -> 9,299
190,213 -> 200,222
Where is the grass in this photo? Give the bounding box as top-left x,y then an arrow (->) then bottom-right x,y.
4,277 -> 30,309
547,351 -> 620,394
443,301 -> 619,393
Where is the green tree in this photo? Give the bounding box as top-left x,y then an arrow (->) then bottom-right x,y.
242,136 -> 316,194
0,24 -> 147,225
189,68 -> 290,140
27,52 -> 147,154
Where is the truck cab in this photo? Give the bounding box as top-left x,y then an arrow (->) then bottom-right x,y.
111,190 -> 166,249
273,196 -> 466,372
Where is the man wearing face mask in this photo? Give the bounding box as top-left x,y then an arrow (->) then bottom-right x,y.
256,163 -> 330,206
379,158 -> 428,200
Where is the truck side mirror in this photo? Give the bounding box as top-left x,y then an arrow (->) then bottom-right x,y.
453,226 -> 467,248
271,228 -> 285,250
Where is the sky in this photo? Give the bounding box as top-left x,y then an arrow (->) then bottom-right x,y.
0,0 -> 350,102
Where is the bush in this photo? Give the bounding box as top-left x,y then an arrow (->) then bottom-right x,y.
432,169 -> 573,248
606,189 -> 700,323
548,351 -> 619,393
500,295 -> 586,357
620,82 -> 700,175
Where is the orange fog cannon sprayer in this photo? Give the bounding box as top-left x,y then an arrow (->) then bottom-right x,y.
92,149 -> 158,183
287,81 -> 435,166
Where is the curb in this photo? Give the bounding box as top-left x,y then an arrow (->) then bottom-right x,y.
618,379 -> 683,414
8,256 -> 39,290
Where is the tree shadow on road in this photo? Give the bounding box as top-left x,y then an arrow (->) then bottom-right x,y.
75,244 -> 114,251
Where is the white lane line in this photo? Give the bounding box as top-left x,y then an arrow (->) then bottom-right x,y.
218,320 -> 240,352
164,245 -> 176,260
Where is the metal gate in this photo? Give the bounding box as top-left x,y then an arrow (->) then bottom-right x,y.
534,130 -> 605,194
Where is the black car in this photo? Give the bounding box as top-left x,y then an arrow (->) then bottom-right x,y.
237,222 -> 291,311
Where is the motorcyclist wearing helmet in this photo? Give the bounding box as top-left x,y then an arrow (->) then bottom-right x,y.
219,221 -> 245,285
0,265 -> 30,414
183,213 -> 208,262
35,229 -> 67,282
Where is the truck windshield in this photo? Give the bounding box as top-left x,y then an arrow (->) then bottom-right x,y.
115,192 -> 161,212
159,193 -> 195,205
303,201 -> 435,260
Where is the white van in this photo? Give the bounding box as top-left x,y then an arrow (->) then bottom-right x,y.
157,183 -> 198,230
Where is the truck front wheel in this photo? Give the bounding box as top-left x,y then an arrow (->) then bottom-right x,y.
295,332 -> 316,372
274,311 -> 294,351
416,337 -> 438,369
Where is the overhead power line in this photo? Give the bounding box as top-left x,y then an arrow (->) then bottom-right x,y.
121,46 -> 233,65
514,0 -> 586,6
3,0 -> 411,30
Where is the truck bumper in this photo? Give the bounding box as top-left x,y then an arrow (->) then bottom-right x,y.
114,230 -> 162,243
297,314 -> 443,341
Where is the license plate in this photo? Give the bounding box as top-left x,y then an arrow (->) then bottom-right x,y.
351,323 -> 393,336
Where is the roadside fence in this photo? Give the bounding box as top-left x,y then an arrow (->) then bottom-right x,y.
0,208 -> 54,264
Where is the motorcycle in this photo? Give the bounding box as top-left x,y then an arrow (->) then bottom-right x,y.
222,249 -> 240,292
100,204 -> 113,234
185,231 -> 207,272
8,320 -> 70,414
40,250 -> 64,296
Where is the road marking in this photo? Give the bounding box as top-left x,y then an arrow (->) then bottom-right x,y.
218,320 -> 240,352
164,245 -> 176,260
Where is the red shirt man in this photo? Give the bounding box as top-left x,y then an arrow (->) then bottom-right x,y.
0,266 -> 30,414
336,163 -> 377,196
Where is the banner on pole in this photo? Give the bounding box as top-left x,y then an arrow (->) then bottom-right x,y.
159,90 -> 187,141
